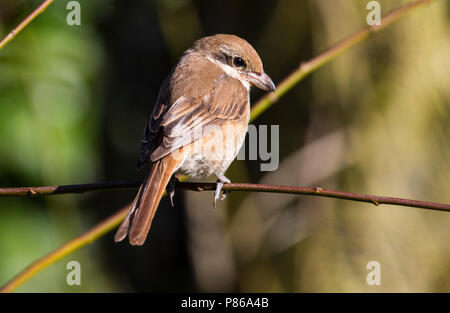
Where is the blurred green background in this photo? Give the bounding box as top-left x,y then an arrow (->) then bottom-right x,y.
0,0 -> 449,292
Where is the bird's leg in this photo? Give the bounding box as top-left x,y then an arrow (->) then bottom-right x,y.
214,174 -> 231,208
166,176 -> 179,207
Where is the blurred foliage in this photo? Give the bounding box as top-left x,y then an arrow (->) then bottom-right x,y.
0,0 -> 115,292
0,0 -> 449,292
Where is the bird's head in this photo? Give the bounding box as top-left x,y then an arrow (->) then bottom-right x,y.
192,34 -> 275,92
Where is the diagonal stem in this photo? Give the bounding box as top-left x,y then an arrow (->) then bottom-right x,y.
250,0 -> 434,121
0,204 -> 130,293
0,0 -> 55,50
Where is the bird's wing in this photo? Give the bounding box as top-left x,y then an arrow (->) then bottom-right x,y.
136,77 -> 172,169
142,74 -> 249,163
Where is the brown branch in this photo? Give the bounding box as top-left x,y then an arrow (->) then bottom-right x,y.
0,180 -> 141,197
0,181 -> 449,212
0,0 -> 55,50
1,180 -> 448,293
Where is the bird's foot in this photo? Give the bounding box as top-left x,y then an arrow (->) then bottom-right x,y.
166,176 -> 179,207
213,175 -> 231,208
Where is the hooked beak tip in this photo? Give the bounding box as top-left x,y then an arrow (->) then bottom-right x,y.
247,72 -> 276,92
266,78 -> 276,92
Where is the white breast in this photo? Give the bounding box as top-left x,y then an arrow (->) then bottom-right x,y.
176,119 -> 248,179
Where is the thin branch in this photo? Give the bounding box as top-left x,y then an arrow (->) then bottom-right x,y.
0,180 -> 141,197
0,0 -> 437,293
0,181 -> 449,212
0,0 -> 55,50
1,181 -> 447,293
180,182 -> 450,212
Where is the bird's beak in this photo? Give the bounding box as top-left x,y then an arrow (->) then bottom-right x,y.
246,72 -> 276,92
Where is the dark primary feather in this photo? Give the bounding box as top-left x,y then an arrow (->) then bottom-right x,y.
136,77 -> 171,170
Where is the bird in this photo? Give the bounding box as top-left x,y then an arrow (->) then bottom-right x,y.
114,34 -> 275,245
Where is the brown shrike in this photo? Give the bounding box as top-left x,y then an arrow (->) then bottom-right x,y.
114,34 -> 275,245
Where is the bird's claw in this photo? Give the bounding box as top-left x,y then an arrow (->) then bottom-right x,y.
169,190 -> 175,207
166,176 -> 178,207
213,175 -> 231,208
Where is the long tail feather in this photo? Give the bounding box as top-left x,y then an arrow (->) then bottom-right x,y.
114,154 -> 181,245
113,182 -> 145,243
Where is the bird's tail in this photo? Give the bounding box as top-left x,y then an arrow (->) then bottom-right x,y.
114,154 -> 181,245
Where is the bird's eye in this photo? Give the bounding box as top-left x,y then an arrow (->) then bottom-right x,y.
233,57 -> 246,68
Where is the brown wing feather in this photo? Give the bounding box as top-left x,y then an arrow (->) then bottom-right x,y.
137,52 -> 249,168
150,74 -> 249,161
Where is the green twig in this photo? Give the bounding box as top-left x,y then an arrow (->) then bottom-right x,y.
250,0 -> 434,121
0,0 -> 55,50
